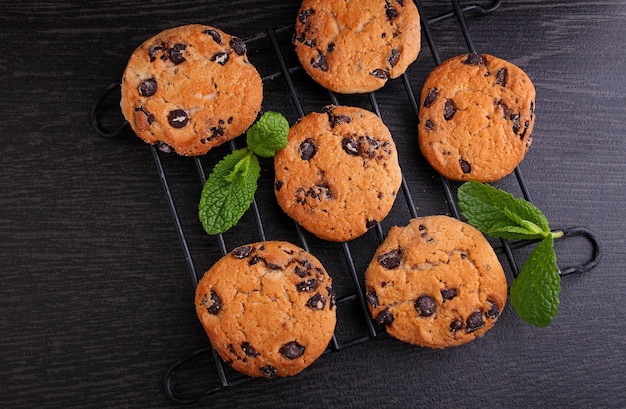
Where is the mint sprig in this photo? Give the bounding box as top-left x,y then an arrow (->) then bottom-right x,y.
198,111 -> 289,235
458,181 -> 563,327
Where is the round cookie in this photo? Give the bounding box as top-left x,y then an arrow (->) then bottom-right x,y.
418,53 -> 536,182
274,105 -> 402,242
120,24 -> 263,156
195,241 -> 337,378
294,0 -> 421,94
364,215 -> 508,348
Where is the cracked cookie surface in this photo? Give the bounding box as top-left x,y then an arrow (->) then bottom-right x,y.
418,53 -> 536,182
274,105 -> 402,242
195,241 -> 337,378
120,24 -> 263,156
294,0 -> 421,93
365,215 -> 507,348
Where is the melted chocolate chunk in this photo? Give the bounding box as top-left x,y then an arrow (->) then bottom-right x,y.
169,43 -> 187,65
423,88 -> 438,107
203,29 -> 222,44
388,48 -> 400,67
232,245 -> 253,259
296,278 -> 318,292
274,180 -> 283,191
167,109 -> 189,128
371,68 -> 389,80
450,319 -> 464,332
441,288 -> 457,301
311,51 -> 328,71
260,365 -> 277,379
148,45 -> 165,62
496,67 -> 507,87
203,290 -> 221,315
366,219 -> 378,229
327,42 -> 335,53
366,291 -> 379,308
241,342 -> 259,357
139,78 -> 157,97
248,255 -> 262,265
375,309 -> 394,326
496,99 -> 510,119
211,51 -> 230,65
280,341 -> 305,359
385,1 -> 399,21
520,121 -> 530,139
327,287 -> 337,309
306,293 -> 327,310
299,138 -> 317,160
331,114 -> 351,128
342,137 -> 360,156
299,8 -> 315,23
511,114 -> 521,134
155,140 -> 172,153
415,295 -> 437,317
444,99 -> 457,120
230,37 -> 247,56
466,310 -> 485,333
425,119 -> 434,130
463,53 -> 485,66
459,158 -> 471,174
485,301 -> 501,319
378,249 -> 401,270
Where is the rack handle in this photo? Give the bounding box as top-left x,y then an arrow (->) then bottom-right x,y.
90,80 -> 129,138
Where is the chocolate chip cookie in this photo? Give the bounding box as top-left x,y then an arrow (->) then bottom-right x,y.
274,105 -> 402,242
418,53 -> 536,182
120,24 -> 263,156
195,241 -> 337,378
294,0 -> 421,94
365,215 -> 508,348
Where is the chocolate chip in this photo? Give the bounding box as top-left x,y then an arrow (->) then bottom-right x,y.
385,1 -> 399,21
415,295 -> 436,317
366,220 -> 378,229
210,126 -> 225,138
248,255 -> 262,265
496,67 -> 507,86
148,45 -> 165,62
375,309 -> 394,326
167,109 -> 189,128
232,245 -> 253,259
485,301 -> 500,319
530,101 -> 535,115
388,49 -> 400,67
423,88 -> 438,107
241,342 -> 259,357
371,69 -> 389,80
441,288 -> 457,301
463,53 -> 485,66
378,249 -> 401,270
299,138 -> 317,160
512,114 -> 521,134
327,287 -> 336,309
230,37 -> 246,55
274,180 -> 283,191
459,158 -> 471,174
135,107 -> 154,125
203,29 -> 222,44
260,365 -> 277,379
331,114 -> 351,128
397,0 -> 405,5
327,42 -> 335,53
466,310 -> 485,333
211,51 -> 230,65
496,99 -> 510,119
306,293 -> 327,310
520,121 -> 530,139
155,141 -> 172,153
419,224 -> 426,230
139,78 -> 157,97
366,291 -> 379,308
296,278 -> 318,292
311,51 -> 328,71
450,319 -> 464,332
444,99 -> 457,120
280,341 -> 305,359
425,119 -> 434,130
203,290 -> 221,315
169,43 -> 187,65
299,8 -> 315,23
342,137 -> 360,156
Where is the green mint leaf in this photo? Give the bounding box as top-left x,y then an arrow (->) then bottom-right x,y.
510,235 -> 561,327
246,111 -> 289,158
198,148 -> 260,235
457,181 -> 551,240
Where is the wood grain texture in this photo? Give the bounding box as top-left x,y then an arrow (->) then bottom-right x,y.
1,0 -> 625,408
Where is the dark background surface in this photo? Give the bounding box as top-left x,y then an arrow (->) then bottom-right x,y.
1,0 -> 625,408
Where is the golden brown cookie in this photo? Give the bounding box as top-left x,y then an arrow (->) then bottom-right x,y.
195,241 -> 337,378
365,216 -> 508,348
418,53 -> 536,182
274,105 -> 402,242
294,0 -> 421,94
120,24 -> 263,156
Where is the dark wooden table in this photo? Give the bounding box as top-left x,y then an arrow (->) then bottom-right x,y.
2,1 -> 625,407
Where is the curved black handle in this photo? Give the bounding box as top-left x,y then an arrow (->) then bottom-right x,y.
558,226 -> 602,276
90,80 -> 129,138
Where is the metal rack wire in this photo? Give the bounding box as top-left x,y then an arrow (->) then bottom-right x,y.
91,0 -> 601,405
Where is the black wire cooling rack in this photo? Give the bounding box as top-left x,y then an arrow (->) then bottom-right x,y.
91,0 -> 601,404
